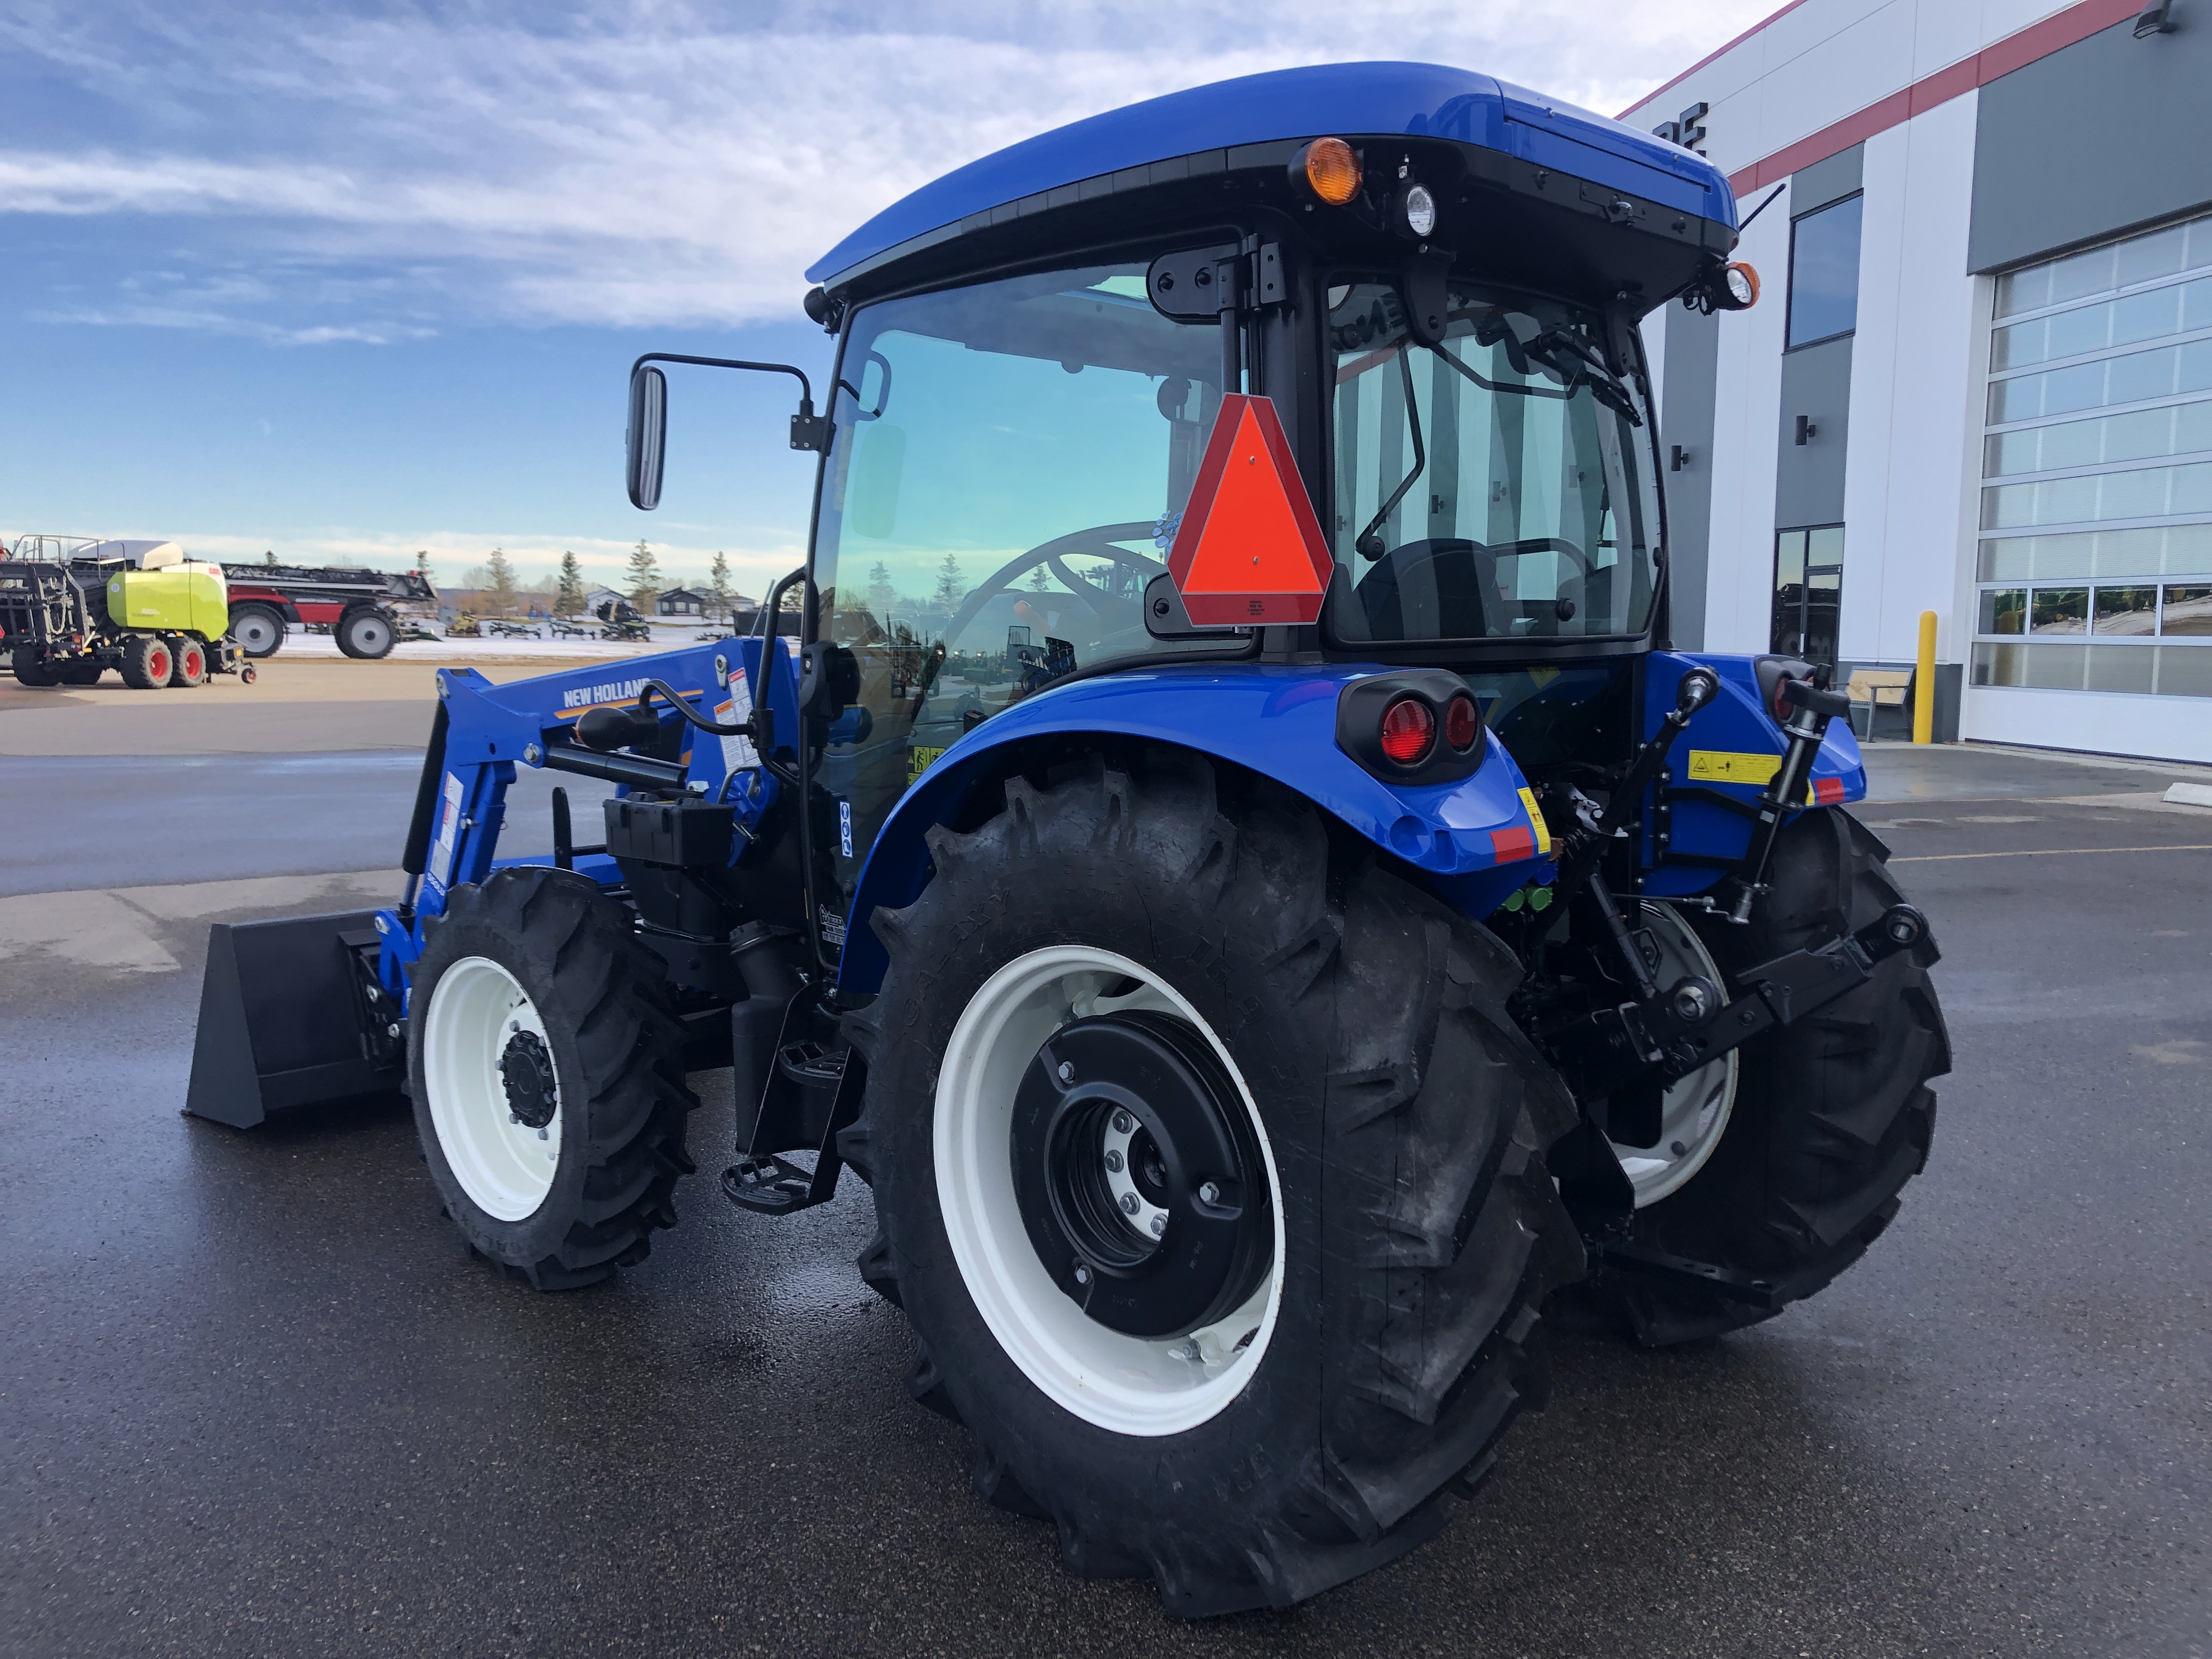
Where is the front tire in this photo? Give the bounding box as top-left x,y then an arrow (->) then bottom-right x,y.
168,637 -> 208,687
228,603 -> 286,657
1584,810 -> 1949,1344
410,866 -> 697,1290
843,753 -> 1582,1613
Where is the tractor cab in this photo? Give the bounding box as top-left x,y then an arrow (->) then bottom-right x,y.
631,63 -> 1756,938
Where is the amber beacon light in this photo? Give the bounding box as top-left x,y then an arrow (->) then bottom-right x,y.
1294,137 -> 1363,206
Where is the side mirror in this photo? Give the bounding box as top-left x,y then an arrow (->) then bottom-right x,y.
627,364 -> 667,510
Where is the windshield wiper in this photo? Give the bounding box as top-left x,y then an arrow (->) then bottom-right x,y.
1451,319 -> 1644,427
1355,346 -> 1427,561
1524,328 -> 1644,427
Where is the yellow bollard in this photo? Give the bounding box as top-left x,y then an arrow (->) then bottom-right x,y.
1913,610 -> 1937,744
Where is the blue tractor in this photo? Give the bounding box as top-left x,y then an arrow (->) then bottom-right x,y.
188,63 -> 1948,1613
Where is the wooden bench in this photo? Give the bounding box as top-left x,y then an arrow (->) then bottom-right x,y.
1845,668 -> 1914,737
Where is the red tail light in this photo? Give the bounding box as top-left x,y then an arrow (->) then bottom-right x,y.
1443,693 -> 1480,753
1378,696 -> 1435,765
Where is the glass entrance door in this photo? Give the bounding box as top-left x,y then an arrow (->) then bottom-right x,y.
1771,524 -> 1844,664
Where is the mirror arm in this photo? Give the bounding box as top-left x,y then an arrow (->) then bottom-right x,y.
629,352 -> 832,452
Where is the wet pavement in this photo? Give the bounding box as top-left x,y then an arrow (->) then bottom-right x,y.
2,740 -> 2208,1656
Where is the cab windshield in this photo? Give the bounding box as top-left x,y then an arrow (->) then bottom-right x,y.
1327,279 -> 1660,646
812,259 -> 1227,893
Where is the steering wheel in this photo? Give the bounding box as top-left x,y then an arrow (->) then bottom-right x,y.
939,522 -> 1165,654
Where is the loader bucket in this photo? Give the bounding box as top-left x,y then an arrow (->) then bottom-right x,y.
184,910 -> 404,1127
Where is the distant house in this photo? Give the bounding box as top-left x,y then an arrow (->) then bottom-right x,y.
583,586 -> 625,614
657,586 -> 707,616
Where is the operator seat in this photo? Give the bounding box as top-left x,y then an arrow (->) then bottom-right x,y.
1353,538 -> 1491,640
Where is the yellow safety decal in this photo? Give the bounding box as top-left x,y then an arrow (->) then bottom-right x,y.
907,744 -> 947,785
1686,750 -> 1833,805
1686,749 -> 1782,786
1517,786 -> 1553,856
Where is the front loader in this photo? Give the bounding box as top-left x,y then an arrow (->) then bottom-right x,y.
186,61 -> 1949,1616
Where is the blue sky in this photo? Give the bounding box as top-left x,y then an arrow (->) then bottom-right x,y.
0,1 -> 1765,597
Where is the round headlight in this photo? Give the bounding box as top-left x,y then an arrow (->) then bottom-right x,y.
1402,182 -> 1437,239
1723,261 -> 1760,308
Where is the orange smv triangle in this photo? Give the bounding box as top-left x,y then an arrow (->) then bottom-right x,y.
1167,394 -> 1336,626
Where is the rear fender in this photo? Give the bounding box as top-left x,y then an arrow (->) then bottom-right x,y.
836,662 -> 1552,995
1641,651 -> 1867,897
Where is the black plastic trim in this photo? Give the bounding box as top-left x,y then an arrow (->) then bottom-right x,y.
1335,669 -> 1487,785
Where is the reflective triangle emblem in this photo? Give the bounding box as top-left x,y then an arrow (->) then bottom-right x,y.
1166,394 -> 1335,625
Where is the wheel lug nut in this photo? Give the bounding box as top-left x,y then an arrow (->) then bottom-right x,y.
1670,1139 -> 1688,1156
1104,1148 -> 1124,1172
1148,1214 -> 1166,1238
1119,1192 -> 1141,1215
1073,1264 -> 1092,1286
538,1128 -> 549,1141
1111,1110 -> 1133,1134
1056,1060 -> 1074,1084
1198,1181 -> 1220,1205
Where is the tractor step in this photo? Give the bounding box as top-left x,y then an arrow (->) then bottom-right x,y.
720,1153 -> 830,1215
776,1039 -> 847,1090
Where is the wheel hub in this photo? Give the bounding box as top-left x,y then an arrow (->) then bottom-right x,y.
1011,1011 -> 1269,1339
500,1028 -> 558,1129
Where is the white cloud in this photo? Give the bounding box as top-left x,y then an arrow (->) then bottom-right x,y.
2,2 -> 1769,337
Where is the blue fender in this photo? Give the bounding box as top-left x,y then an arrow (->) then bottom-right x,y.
836,662 -> 1554,995
1641,651 -> 1868,897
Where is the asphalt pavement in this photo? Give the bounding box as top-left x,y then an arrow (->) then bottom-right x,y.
2,734 -> 2208,1657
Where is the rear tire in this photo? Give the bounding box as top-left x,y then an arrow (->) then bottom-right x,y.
168,638 -> 208,687
60,661 -> 104,685
10,650 -> 60,687
120,635 -> 173,690
1575,810 -> 1949,1344
228,604 -> 286,658
410,866 -> 697,1290
336,606 -> 396,659
842,752 -> 1583,1613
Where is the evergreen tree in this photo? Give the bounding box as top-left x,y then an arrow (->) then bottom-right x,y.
930,551 -> 964,614
1026,567 -> 1051,592
263,550 -> 277,567
556,550 -> 585,615
705,550 -> 733,620
626,538 -> 662,608
868,559 -> 896,618
487,545 -> 518,615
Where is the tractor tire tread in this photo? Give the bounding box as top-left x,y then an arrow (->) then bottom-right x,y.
1585,808 -> 1949,1346
412,866 -> 696,1290
844,751 -> 1583,1614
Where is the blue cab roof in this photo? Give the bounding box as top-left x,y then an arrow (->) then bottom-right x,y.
809,61 -> 1737,287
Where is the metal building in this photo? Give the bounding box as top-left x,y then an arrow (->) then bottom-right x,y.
1626,0 -> 2211,761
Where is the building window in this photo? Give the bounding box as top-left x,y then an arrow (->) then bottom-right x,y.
1772,524 -> 1843,664
1786,194 -> 1864,349
1974,212 -> 2212,698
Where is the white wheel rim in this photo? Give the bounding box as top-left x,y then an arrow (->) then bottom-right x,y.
235,614 -> 278,652
1612,904 -> 1739,1207
422,955 -> 562,1221
935,945 -> 1285,1437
